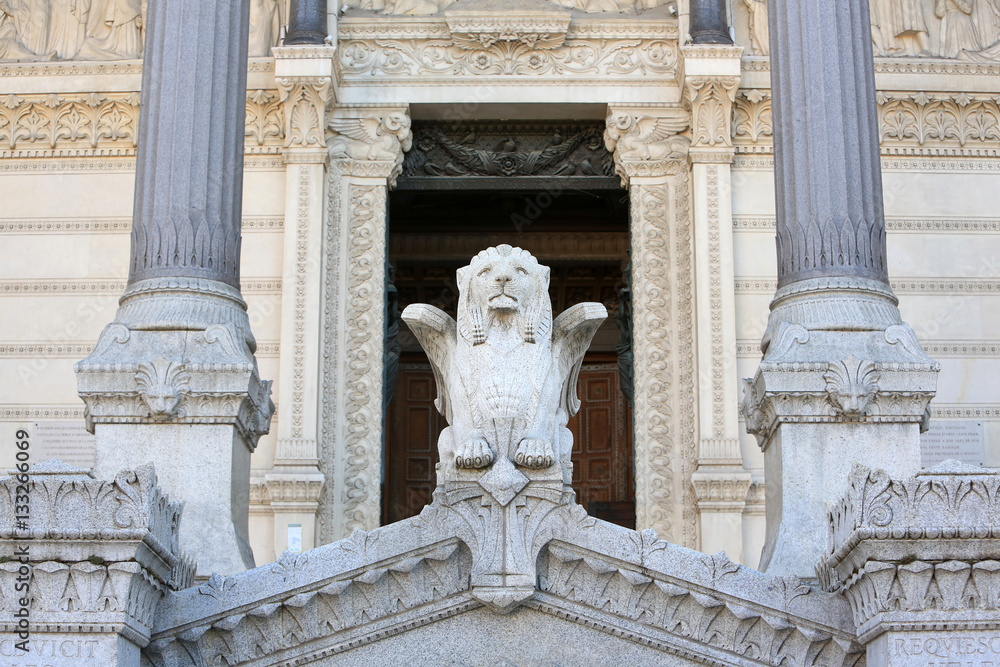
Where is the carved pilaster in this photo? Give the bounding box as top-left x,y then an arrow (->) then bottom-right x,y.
605,105 -> 698,547
682,46 -> 751,560
320,104 -> 411,544
265,48 -> 338,559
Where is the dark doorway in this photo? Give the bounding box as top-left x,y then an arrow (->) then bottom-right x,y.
382,150 -> 634,528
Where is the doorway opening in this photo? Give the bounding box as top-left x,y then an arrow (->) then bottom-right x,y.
382,185 -> 635,528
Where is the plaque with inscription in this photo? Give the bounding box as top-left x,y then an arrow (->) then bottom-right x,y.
33,421 -> 96,468
920,420 -> 984,468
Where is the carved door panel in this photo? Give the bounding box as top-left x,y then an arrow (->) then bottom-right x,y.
566,357 -> 634,528
384,354 -> 634,527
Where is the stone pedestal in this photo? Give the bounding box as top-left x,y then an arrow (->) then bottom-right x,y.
0,461 -> 193,667
820,461 -> 1000,667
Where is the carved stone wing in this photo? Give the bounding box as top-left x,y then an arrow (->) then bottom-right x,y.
328,117 -> 379,143
641,115 -> 690,142
400,303 -> 457,422
552,302 -> 608,417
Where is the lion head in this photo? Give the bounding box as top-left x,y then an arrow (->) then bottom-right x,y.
456,245 -> 552,346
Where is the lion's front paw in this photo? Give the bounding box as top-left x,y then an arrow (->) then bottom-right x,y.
455,437 -> 494,469
513,438 -> 554,469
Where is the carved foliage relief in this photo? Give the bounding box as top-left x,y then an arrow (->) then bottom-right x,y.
0,90 -> 284,156
337,23 -> 678,80
734,89 -> 1000,153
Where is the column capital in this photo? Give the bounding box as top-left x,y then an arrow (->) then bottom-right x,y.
681,45 -> 743,160
604,104 -> 690,186
274,46 -> 338,151
328,104 -> 412,184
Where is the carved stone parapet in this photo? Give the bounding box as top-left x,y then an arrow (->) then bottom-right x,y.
0,461 -> 194,653
76,323 -> 273,450
327,104 -> 412,184
146,484 -> 863,666
819,462 -> 1000,645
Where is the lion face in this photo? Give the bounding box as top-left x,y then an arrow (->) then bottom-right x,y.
470,255 -> 535,315
457,245 -> 551,346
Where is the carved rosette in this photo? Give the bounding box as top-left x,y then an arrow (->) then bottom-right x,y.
605,105 -> 698,546
820,462 -> 1000,643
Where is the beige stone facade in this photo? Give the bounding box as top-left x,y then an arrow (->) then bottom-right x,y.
1,0 -> 998,572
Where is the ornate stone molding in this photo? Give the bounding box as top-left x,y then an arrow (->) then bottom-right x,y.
0,462 -> 194,649
820,461 -> 1000,643
76,323 -> 274,449
337,16 -> 679,82
605,105 -> 697,546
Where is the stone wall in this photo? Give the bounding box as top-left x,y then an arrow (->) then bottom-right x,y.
0,6 -> 997,570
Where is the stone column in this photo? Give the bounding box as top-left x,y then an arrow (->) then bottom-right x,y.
318,104 -> 411,543
605,105 -> 699,547
262,46 -> 338,560
689,0 -> 732,44
682,45 -> 752,562
76,0 -> 273,577
285,0 -> 328,45
741,0 -> 939,577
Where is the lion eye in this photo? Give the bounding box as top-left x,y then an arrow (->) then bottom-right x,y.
516,267 -> 528,275
478,267 -> 490,277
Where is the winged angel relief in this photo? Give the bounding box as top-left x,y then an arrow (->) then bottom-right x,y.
401,245 -> 606,485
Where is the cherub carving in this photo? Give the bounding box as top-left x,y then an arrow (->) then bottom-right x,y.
402,245 -> 606,478
327,112 -> 413,162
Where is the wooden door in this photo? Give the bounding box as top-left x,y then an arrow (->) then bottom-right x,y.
383,353 -> 635,527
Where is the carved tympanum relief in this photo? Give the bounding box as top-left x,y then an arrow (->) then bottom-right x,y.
0,0 -> 281,61
738,0 -> 1000,61
342,0 -> 676,16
